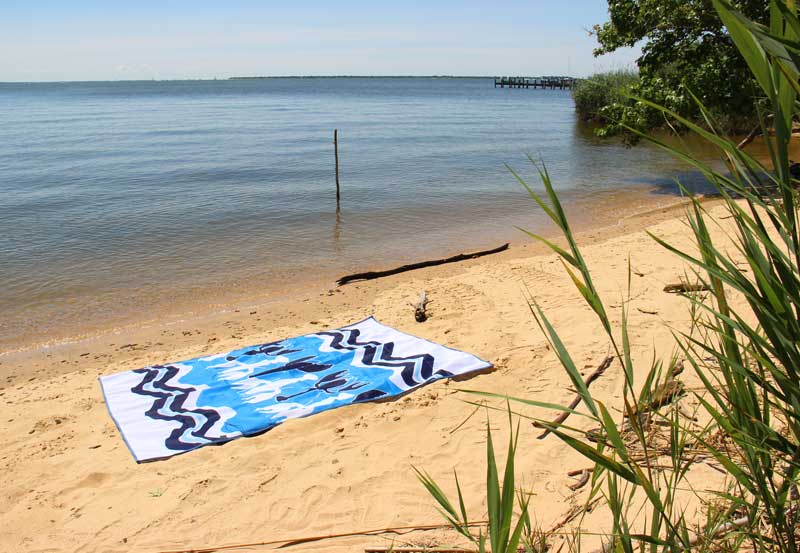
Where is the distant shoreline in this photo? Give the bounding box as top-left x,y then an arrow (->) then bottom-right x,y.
229,75 -> 494,80
0,75 -> 581,85
0,76 -> 497,85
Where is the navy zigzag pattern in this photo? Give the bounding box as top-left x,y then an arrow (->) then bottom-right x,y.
132,365 -> 222,452
316,328 -> 450,388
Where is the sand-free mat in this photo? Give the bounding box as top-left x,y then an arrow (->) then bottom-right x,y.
100,317 -> 491,462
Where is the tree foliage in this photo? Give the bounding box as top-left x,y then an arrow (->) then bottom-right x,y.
588,0 -> 769,141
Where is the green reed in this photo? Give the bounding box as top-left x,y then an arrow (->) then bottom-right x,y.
420,1 -> 800,550
415,411 -> 533,553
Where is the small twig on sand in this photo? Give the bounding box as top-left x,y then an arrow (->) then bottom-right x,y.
534,356 -> 614,440
550,505 -> 583,533
364,546 -> 474,553
549,498 -> 602,533
568,469 -> 591,491
737,126 -> 763,150
588,515 -> 750,553
410,291 -> 430,322
448,403 -> 482,435
663,282 -> 711,293
157,521 -> 489,553
641,379 -> 686,414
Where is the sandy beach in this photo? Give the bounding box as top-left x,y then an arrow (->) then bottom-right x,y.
0,194 -> 746,553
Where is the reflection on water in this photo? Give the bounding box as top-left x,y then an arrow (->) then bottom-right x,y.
333,206 -> 343,257
0,78 -> 723,350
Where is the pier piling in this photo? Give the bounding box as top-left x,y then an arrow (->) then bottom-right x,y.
493,76 -> 576,89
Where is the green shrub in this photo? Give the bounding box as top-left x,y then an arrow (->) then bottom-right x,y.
590,0 -> 769,142
573,66 -> 762,145
571,69 -> 639,123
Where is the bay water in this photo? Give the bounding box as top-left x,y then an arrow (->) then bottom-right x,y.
0,78 -> 707,350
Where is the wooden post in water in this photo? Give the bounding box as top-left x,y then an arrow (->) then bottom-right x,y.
334,129 -> 341,206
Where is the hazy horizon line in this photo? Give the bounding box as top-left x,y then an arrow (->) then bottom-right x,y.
0,73 -> 589,85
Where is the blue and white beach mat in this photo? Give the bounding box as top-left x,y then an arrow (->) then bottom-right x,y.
100,317 -> 491,462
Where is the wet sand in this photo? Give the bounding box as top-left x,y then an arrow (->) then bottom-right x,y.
1,183 -> 693,360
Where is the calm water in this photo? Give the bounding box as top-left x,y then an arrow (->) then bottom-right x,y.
0,78 -> 707,350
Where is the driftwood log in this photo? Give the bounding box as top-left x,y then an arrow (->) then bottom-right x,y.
412,291 -> 430,322
336,243 -> 509,286
534,355 -> 614,440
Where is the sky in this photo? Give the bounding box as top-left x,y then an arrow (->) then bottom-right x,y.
1,1 -> 641,82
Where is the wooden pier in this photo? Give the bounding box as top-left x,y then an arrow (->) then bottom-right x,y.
494,76 -> 576,90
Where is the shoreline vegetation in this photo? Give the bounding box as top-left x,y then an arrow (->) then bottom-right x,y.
571,69 -> 639,125
571,66 -> 761,143
571,1 -> 768,144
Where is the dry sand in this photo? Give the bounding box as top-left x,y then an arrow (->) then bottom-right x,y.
0,198 -> 741,553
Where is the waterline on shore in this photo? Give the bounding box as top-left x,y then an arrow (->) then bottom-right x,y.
1,78 -> 715,354
0,186 -> 699,366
